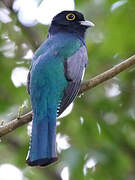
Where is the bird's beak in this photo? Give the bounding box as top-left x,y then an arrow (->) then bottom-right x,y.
79,20 -> 95,27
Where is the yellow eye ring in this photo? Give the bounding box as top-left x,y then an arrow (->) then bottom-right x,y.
66,13 -> 76,21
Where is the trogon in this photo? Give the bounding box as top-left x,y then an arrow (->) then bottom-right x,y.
26,10 -> 94,167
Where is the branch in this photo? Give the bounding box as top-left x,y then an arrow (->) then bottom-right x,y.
79,54 -> 135,94
0,54 -> 135,137
0,111 -> 32,137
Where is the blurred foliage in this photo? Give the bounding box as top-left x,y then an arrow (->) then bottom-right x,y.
0,0 -> 135,180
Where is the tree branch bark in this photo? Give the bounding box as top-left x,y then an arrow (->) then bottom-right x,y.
0,54 -> 135,137
79,54 -> 135,94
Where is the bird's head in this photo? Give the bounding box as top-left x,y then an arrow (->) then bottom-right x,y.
49,10 -> 94,39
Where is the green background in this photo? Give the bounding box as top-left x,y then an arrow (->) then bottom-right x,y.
0,0 -> 135,179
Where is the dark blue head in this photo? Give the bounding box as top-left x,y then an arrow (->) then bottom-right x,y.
49,10 -> 94,39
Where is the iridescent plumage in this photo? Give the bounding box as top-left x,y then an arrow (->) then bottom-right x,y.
26,10 -> 94,166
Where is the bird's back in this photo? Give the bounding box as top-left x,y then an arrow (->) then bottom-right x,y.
32,32 -> 84,64
29,32 -> 84,98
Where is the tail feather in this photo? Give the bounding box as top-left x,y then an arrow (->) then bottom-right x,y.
26,116 -> 58,167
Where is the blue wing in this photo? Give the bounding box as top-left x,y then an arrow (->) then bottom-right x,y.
57,45 -> 88,116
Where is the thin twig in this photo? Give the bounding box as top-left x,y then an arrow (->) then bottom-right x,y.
0,55 -> 135,137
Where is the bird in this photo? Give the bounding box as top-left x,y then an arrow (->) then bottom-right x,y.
26,10 -> 94,167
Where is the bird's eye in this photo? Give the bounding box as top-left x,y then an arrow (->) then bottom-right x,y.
66,13 -> 76,21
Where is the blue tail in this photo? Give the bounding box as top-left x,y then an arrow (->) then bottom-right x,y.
26,115 -> 58,167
